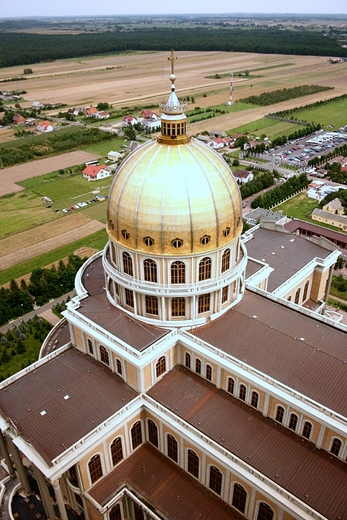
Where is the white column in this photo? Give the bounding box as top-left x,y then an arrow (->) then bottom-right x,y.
52,479 -> 69,520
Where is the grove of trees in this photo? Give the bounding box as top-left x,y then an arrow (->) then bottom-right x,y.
239,85 -> 333,107
0,28 -> 345,68
251,173 -> 309,209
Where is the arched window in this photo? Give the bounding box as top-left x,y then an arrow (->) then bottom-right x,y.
221,249 -> 230,273
303,279 -> 310,301
146,295 -> 158,315
289,413 -> 298,431
195,359 -> 201,375
156,356 -> 166,377
227,377 -> 234,394
109,504 -> 121,520
172,297 -> 185,317
331,438 -> 342,456
209,466 -> 222,495
111,437 -> 123,466
87,339 -> 93,354
232,483 -> 247,514
125,288 -> 134,308
131,421 -> 142,450
295,287 -> 301,304
144,259 -> 157,282
257,502 -> 274,520
88,454 -> 103,484
123,252 -> 133,276
100,345 -> 109,366
185,352 -> 191,369
199,257 -> 212,281
239,384 -> 246,401
198,293 -> 210,314
148,419 -> 158,448
116,359 -> 122,376
222,286 -> 228,304
167,434 -> 178,463
187,449 -> 199,479
171,261 -> 185,284
251,391 -> 259,409
276,406 -> 284,423
206,364 -> 212,381
302,421 -> 312,439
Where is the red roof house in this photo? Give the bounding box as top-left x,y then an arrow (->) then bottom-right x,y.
83,164 -> 111,181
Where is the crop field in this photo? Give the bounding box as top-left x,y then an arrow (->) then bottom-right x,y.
1,50 -> 347,286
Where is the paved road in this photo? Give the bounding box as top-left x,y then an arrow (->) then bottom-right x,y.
0,291 -> 75,334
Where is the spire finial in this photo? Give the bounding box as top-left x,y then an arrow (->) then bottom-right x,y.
168,49 -> 178,84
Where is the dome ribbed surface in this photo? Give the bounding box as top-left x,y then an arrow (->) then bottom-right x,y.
107,138 -> 242,255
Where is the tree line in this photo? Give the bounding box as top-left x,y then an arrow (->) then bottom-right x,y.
251,174 -> 309,209
239,85 -> 333,107
0,254 -> 85,326
0,28 -> 345,68
0,127 -> 113,167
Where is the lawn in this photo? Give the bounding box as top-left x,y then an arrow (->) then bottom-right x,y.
0,229 -> 108,285
274,192 -> 318,220
278,97 -> 347,129
18,171 -> 113,215
227,117 -> 301,140
82,136 -> 124,156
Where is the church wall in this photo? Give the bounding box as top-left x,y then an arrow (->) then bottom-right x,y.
143,363 -> 151,390
311,267 -> 330,302
126,361 -> 139,390
72,325 -> 84,352
86,500 -> 102,520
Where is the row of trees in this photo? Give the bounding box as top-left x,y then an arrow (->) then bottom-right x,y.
239,85 -> 333,107
251,174 -> 309,209
0,127 -> 113,167
0,255 -> 85,326
0,28 -> 345,68
239,171 -> 274,199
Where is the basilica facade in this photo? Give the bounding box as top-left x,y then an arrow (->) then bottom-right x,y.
0,54 -> 346,520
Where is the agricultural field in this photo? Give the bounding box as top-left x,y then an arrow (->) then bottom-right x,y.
1,50 -> 347,288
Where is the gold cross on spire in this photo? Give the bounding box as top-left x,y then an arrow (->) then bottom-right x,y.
168,49 -> 178,76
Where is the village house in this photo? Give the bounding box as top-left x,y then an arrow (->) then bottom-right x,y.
36,120 -> 53,133
123,115 -> 138,126
141,109 -> 158,120
323,197 -> 345,215
233,169 -> 254,184
107,151 -> 123,162
86,107 -> 98,117
83,164 -> 111,181
208,137 -> 225,150
12,114 -> 25,124
31,101 -> 44,109
94,111 -> 110,119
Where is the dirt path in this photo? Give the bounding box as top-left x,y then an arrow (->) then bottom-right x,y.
0,218 -> 104,271
0,151 -> 100,197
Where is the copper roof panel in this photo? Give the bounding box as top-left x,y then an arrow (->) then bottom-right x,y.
191,291 -> 347,416
0,348 -> 138,465
245,228 -> 334,292
78,257 -> 170,352
89,443 -> 244,520
148,367 -> 347,519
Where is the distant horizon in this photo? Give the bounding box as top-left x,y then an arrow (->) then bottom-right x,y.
1,12 -> 347,19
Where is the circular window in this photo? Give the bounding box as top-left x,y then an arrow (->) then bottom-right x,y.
172,238 -> 183,248
121,229 -> 130,240
200,235 -> 210,245
144,236 -> 154,247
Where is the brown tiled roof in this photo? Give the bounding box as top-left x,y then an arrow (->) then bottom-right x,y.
88,442 -> 244,519
0,348 -> 138,465
284,219 -> 347,246
191,291 -> 347,416
148,367 -> 347,520
245,228 -> 333,292
78,256 -> 170,352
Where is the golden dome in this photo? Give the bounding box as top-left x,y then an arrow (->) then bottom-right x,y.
107,137 -> 242,255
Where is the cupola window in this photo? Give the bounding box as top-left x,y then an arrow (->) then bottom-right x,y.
146,295 -> 159,315
121,229 -> 130,240
172,238 -> 183,248
198,293 -> 210,313
200,235 -> 210,245
144,236 -> 154,247
223,227 -> 230,237
172,297 -> 185,316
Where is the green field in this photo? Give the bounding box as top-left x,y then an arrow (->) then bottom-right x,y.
0,229 -> 108,285
82,136 -> 125,156
284,98 -> 347,128
227,117 -> 300,140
